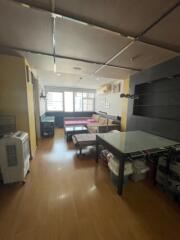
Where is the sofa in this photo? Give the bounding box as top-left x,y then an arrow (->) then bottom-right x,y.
64,114 -> 120,133
64,117 -> 96,126
87,114 -> 120,133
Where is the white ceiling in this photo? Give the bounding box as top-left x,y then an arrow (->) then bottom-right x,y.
54,0 -> 179,36
21,52 -> 54,71
111,41 -> 178,69
56,58 -> 102,75
142,5 -> 180,51
0,0 -> 180,88
37,70 -> 115,89
0,0 -> 53,54
15,0 -> 179,36
96,66 -> 136,80
55,18 -> 131,62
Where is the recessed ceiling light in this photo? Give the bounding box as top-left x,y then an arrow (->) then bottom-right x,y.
74,67 -> 82,71
56,73 -> 61,76
21,3 -> 30,8
130,54 -> 141,62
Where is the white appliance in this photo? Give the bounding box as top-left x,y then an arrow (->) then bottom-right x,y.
0,131 -> 30,184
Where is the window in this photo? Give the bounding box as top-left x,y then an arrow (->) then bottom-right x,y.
75,92 -> 83,112
64,91 -> 73,112
46,89 -> 95,112
83,92 -> 94,111
47,92 -> 63,111
83,99 -> 94,111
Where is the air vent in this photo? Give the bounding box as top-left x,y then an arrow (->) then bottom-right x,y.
6,145 -> 18,167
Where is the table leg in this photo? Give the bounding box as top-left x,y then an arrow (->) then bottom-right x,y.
96,141 -> 99,163
153,156 -> 159,185
117,156 -> 125,195
79,147 -> 82,156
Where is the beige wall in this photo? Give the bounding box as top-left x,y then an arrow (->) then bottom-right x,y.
121,78 -> 129,131
0,54 -> 37,156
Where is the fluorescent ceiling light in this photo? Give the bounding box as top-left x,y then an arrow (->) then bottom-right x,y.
54,63 -> 56,73
52,13 -> 63,19
21,3 -> 30,8
127,36 -> 135,40
64,17 -> 89,26
92,25 -> 121,36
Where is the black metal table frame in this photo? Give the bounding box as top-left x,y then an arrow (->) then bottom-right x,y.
96,135 -> 127,196
64,126 -> 88,141
96,135 -> 177,196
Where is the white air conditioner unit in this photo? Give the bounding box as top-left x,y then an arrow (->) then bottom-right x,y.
0,131 -> 30,184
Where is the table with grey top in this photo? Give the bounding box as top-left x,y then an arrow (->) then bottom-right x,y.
96,131 -> 179,196
64,125 -> 88,141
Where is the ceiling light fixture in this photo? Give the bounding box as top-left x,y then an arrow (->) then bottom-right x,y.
127,36 -> 135,40
52,13 -> 63,19
56,73 -> 61,76
21,3 -> 30,8
53,63 -> 56,73
65,17 -> 89,26
92,25 -> 121,36
130,54 -> 141,62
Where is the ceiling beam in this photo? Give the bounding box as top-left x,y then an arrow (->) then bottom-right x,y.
10,0 -> 180,53
0,44 -> 141,72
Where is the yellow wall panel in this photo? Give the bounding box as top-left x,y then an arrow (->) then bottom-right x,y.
26,82 -> 37,156
0,55 -> 37,157
121,78 -> 129,131
0,55 -> 29,131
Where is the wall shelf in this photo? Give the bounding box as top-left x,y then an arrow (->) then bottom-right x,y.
133,75 -> 180,121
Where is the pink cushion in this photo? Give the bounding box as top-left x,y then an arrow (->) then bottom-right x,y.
64,118 -> 96,125
87,119 -> 96,122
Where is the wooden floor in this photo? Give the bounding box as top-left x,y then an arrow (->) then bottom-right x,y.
0,129 -> 180,240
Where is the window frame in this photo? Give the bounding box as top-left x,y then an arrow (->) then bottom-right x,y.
82,92 -> 95,112
64,91 -> 74,112
46,91 -> 64,112
46,89 -> 95,112
74,92 -> 83,112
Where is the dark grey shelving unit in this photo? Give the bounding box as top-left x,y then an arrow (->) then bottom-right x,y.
133,75 -> 180,121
